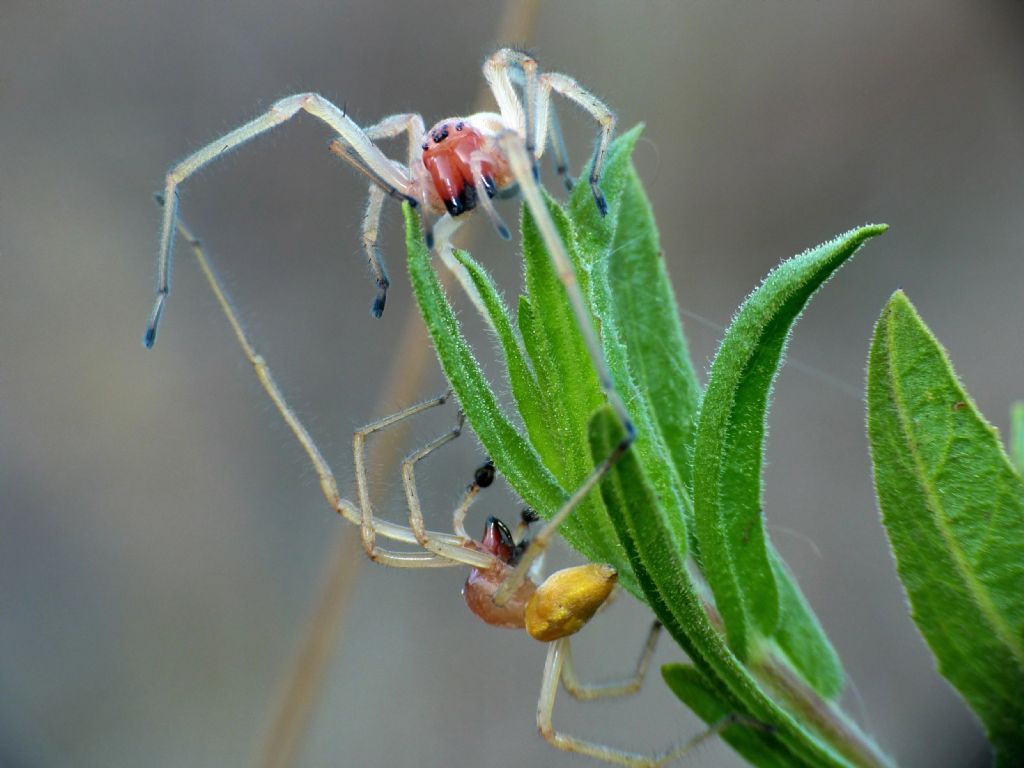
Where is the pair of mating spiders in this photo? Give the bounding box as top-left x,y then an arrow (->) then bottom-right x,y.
147,49 -> 734,766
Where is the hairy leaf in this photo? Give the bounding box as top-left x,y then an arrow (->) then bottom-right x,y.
449,249 -> 558,465
662,664 -> 802,768
868,291 -> 1024,764
608,164 -> 701,493
693,224 -> 886,659
589,407 -> 867,768
1012,402 -> 1024,475
406,206 -> 637,592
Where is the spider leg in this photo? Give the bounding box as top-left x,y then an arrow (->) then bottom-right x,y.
171,205 -> 467,568
483,49 -> 528,140
546,102 -> 575,191
451,459 -> 494,540
532,72 -> 617,216
354,395 -> 496,569
491,132 -> 635,606
560,621 -> 661,701
361,112 -> 442,262
146,93 -> 418,348
484,49 -> 541,179
538,636 -> 755,767
399,415 -> 500,568
328,123 -> 433,316
469,150 -> 511,240
359,184 -> 390,317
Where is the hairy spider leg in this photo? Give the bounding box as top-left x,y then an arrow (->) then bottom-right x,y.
401,420 -> 488,564
145,93 -> 420,348
354,400 -> 494,569
538,629 -> 759,767
364,112 -> 439,252
169,207 -> 499,569
485,49 -> 615,213
559,620 -> 661,701
469,150 -> 511,240
497,50 -> 574,190
451,459 -> 495,540
491,132 -> 635,607
531,71 -> 616,216
328,112 -> 439,315
546,103 -> 575,190
359,184 -> 390,317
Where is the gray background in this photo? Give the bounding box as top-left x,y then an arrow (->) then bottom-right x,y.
2,1 -> 1022,766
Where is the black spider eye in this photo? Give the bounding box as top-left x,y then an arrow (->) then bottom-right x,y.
474,459 -> 496,488
431,124 -> 450,143
521,507 -> 540,525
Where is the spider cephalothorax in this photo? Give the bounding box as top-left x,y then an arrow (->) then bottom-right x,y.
421,118 -> 512,216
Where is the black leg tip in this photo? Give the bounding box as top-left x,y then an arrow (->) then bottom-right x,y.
563,175 -> 575,192
594,190 -> 608,217
425,231 -> 435,250
153,192 -> 166,206
498,224 -> 511,241
144,327 -> 157,349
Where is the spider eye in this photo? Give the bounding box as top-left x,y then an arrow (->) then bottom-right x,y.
431,124 -> 450,143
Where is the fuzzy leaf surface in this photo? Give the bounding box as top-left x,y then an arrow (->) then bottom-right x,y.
868,291 -> 1024,764
693,224 -> 887,660
1011,402 -> 1024,475
662,664 -> 803,768
589,407 -> 862,768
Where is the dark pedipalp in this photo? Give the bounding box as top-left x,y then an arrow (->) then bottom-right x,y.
444,182 -> 478,217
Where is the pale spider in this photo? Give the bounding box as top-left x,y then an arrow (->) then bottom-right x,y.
144,47 -> 614,336
143,50 -> 747,763
144,47 -> 636,609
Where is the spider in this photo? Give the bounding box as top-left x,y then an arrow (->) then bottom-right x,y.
141,49 -> 763,764
144,48 -> 614,338
143,47 -> 636,607
159,213 -> 752,766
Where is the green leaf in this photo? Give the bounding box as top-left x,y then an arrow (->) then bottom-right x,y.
1011,402 -> 1024,475
449,249 -> 558,465
589,406 -> 870,768
767,551 -> 844,701
520,197 -> 604,468
868,290 -> 1024,764
662,664 -> 803,768
405,204 -> 636,593
693,224 -> 888,660
607,164 -> 701,493
573,129 -> 695,570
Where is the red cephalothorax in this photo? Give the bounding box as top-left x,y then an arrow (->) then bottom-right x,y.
422,121 -> 497,216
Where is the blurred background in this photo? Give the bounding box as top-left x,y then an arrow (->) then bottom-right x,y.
2,1 -> 1022,766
